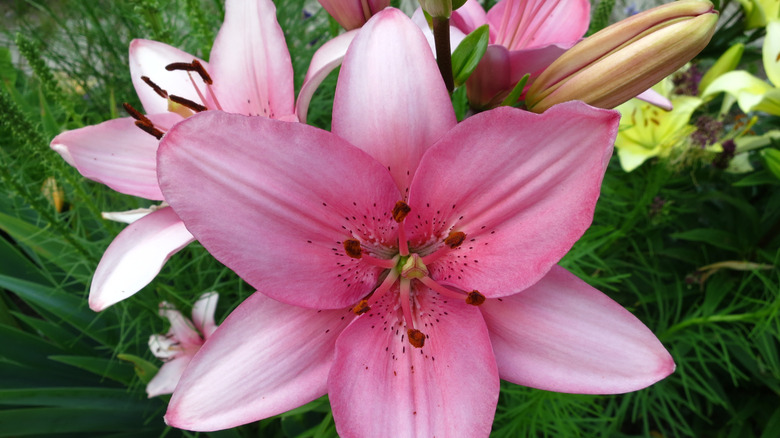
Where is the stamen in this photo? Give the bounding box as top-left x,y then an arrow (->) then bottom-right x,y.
191,60 -> 213,84
419,276 -> 469,301
122,102 -> 151,125
169,95 -> 207,112
352,264 -> 400,315
465,290 -> 486,306
353,299 -> 370,315
407,328 -> 425,348
444,231 -> 466,248
165,61 -> 198,72
343,239 -> 362,258
392,201 -> 411,223
141,76 -> 168,98
134,121 -> 164,140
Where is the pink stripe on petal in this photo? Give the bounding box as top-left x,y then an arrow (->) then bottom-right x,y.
209,0 -> 294,118
333,8 -> 456,195
166,292 -> 353,431
89,207 -> 194,311
158,112 -> 401,309
407,102 -> 619,298
329,290 -> 498,438
481,266 -> 675,394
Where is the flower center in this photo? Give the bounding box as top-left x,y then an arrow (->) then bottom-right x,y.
345,201 -> 485,349
124,59 -> 223,139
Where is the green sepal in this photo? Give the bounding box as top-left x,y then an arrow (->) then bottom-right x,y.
451,24 -> 489,88
500,74 -> 530,107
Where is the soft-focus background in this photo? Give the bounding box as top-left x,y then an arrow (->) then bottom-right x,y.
1,0 -> 779,436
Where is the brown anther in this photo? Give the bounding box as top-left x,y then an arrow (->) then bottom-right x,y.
343,239 -> 362,259
191,60 -> 213,84
392,201 -> 411,223
134,121 -> 164,140
165,61 -> 197,72
353,299 -> 370,315
465,290 -> 486,306
407,329 -> 425,348
141,76 -> 168,98
444,231 -> 466,248
169,95 -> 207,112
122,102 -> 151,125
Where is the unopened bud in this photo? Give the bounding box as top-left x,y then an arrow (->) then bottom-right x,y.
418,0 -> 465,18
526,0 -> 718,113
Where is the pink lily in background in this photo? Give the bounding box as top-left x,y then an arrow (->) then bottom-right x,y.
147,292 -> 219,398
452,0 -> 590,109
317,0 -> 390,30
157,9 -> 674,436
50,0 -> 338,311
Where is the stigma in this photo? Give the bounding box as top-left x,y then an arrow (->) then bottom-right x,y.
349,200 -> 485,348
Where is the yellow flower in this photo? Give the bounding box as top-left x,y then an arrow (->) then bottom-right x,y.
615,78 -> 702,171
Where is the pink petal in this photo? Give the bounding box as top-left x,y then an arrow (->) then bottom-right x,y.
191,291 -> 219,337
160,305 -> 203,349
451,0 -> 491,37
147,355 -> 193,398
157,112 -> 401,309
129,39 -> 212,115
481,266 -> 675,393
165,292 -> 354,431
465,44 -> 513,109
329,288 -> 499,438
332,8 -> 456,195
208,0 -> 295,118
636,88 -> 674,111
89,207 -> 195,311
50,114 -> 179,200
296,29 -> 359,124
489,0 -> 589,50
406,102 -> 619,298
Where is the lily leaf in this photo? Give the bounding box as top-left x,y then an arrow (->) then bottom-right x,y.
451,24 -> 489,88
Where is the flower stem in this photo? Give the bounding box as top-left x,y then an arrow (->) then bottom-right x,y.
432,16 -> 454,94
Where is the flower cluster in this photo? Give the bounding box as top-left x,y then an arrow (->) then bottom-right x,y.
48,0 -> 724,436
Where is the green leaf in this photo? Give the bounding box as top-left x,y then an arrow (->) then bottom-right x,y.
0,406 -> 157,436
0,211 -> 92,279
0,274 -> 117,346
117,353 -> 159,385
49,355 -> 135,385
732,170 -> 780,186
0,387 -> 144,409
670,228 -> 741,252
761,148 -> 780,179
0,234 -> 49,284
451,24 -> 489,88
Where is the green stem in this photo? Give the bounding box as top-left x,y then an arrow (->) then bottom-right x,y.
432,17 -> 454,94
662,311 -> 767,339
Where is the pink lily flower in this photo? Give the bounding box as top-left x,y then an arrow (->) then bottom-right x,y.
317,0 -> 390,30
452,0 -> 590,109
157,9 -> 674,436
50,0 -> 337,311
147,292 -> 219,398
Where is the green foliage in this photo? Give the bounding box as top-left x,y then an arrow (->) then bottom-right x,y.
451,24 -> 489,88
1,0 -> 779,437
587,0 -> 616,36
